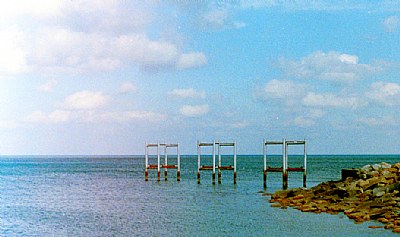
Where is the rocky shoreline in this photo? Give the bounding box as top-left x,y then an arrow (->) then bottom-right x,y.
266,162 -> 400,233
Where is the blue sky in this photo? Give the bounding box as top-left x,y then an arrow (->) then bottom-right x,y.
1,1 -> 400,155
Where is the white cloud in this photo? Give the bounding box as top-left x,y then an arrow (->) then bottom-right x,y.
263,79 -> 307,99
0,2 -> 206,74
358,116 -> 396,126
366,82 -> 400,106
48,110 -> 71,123
122,111 -> 167,122
26,28 -> 207,73
30,29 -> 178,72
0,120 -> 19,129
168,88 -> 206,99
278,51 -> 383,83
309,109 -> 326,118
294,116 -> 315,127
25,111 -> 48,123
202,8 -> 229,29
200,4 -> 246,31
0,29 -> 28,76
63,91 -> 110,110
119,82 -> 137,94
180,104 -> 209,117
25,109 -> 167,124
25,110 -> 71,124
230,121 -> 249,129
302,92 -> 367,109
0,0 -> 63,19
384,16 -> 399,33
260,79 -> 308,105
100,111 -> 167,123
339,54 -> 358,64
293,109 -> 325,127
177,52 -> 208,70
37,79 -> 57,92
62,1 -> 152,34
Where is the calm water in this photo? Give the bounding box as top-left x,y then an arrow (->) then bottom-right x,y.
0,155 -> 399,236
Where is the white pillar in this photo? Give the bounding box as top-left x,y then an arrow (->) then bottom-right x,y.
177,143 -> 181,173
145,142 -> 148,169
234,141 -> 237,173
197,141 -> 200,173
263,139 -> 267,171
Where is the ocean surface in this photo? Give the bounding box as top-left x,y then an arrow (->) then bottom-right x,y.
0,154 -> 399,236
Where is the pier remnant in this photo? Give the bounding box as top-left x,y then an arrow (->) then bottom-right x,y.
197,141 -> 237,184
197,141 -> 216,184
160,143 -> 181,181
145,143 -> 180,181
263,139 -> 307,189
216,141 -> 237,184
145,143 -> 160,181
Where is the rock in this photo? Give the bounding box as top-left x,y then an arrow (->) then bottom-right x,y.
372,164 -> 383,171
369,225 -> 383,229
293,194 -> 305,200
369,208 -> 387,218
342,169 -> 359,181
378,218 -> 390,223
357,179 -> 370,189
380,162 -> 392,169
373,187 -> 386,197
393,228 -> 400,233
361,165 -> 372,173
371,171 -> 380,177
270,203 -> 281,208
385,223 -> 394,229
268,162 -> 400,234
386,182 -> 400,193
393,163 -> 400,170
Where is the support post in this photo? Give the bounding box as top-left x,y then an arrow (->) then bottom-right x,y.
282,139 -> 288,190
233,140 -> 237,184
217,141 -> 221,184
197,141 -> 201,184
213,140 -> 216,185
157,143 -> 161,182
263,139 -> 267,188
164,144 -> 168,181
145,142 -> 148,181
177,143 -> 181,181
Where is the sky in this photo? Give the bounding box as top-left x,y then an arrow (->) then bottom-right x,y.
1,0 -> 400,155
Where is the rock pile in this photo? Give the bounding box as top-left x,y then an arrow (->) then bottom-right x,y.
266,162 -> 400,233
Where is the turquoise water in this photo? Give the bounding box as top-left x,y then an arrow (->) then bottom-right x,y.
0,155 -> 399,236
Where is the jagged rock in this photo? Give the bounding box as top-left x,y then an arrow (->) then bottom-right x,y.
372,164 -> 381,171
384,223 -> 394,229
361,165 -> 372,173
393,163 -> 400,170
380,162 -> 392,169
373,186 -> 387,196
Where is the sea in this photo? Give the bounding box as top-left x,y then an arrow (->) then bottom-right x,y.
0,154 -> 399,236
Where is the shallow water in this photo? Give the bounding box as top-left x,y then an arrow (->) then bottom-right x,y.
0,155 -> 399,236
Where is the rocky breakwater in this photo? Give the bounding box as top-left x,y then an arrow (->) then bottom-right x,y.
266,162 -> 400,233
